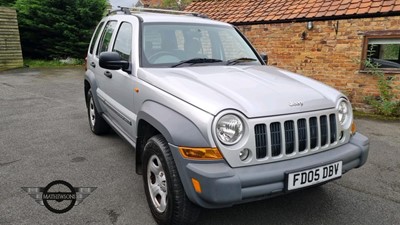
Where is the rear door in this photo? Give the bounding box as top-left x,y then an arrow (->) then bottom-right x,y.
93,20 -> 118,115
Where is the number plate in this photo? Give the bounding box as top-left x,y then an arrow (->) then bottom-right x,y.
286,161 -> 342,191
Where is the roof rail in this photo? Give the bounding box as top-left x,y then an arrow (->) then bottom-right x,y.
107,6 -> 208,18
107,7 -> 132,16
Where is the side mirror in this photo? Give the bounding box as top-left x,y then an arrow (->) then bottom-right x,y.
260,53 -> 268,65
99,52 -> 130,71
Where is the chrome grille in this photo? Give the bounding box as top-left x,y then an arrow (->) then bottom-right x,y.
254,113 -> 338,159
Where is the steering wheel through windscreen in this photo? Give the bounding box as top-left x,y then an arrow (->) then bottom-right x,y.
148,51 -> 181,64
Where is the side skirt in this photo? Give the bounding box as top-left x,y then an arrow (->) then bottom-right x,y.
102,113 -> 136,149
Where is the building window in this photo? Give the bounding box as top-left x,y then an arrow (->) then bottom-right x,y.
361,32 -> 400,73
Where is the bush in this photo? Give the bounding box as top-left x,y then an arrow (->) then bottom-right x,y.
364,53 -> 400,117
15,0 -> 107,59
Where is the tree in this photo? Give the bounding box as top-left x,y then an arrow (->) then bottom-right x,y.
161,0 -> 192,10
0,0 -> 16,7
15,0 -> 107,59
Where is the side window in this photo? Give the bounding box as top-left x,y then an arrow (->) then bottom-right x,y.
113,22 -> 133,61
89,22 -> 104,55
96,20 -> 117,56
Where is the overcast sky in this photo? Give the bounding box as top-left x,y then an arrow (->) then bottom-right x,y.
109,0 -> 138,9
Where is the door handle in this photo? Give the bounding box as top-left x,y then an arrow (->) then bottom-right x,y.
104,71 -> 113,79
90,62 -> 96,68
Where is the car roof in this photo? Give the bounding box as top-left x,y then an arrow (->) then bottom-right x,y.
106,12 -> 231,27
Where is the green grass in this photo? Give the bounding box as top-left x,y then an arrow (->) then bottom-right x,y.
354,110 -> 400,121
24,59 -> 84,68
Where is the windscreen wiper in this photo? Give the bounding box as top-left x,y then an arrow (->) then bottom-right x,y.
226,57 -> 257,65
171,58 -> 223,68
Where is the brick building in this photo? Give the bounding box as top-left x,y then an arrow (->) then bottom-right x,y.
186,0 -> 400,111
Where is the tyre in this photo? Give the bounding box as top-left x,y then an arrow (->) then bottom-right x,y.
143,135 -> 201,225
86,89 -> 110,135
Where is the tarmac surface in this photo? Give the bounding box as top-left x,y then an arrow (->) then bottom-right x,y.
0,67 -> 399,225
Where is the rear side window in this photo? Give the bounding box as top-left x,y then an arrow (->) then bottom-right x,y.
113,22 -> 133,61
89,22 -> 104,54
96,20 -> 117,56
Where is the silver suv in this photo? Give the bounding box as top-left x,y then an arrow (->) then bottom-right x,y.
84,7 -> 369,225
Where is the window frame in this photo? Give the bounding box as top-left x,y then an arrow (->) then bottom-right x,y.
89,21 -> 105,55
112,22 -> 133,62
360,30 -> 400,74
95,20 -> 118,57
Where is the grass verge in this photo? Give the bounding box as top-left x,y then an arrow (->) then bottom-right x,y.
24,59 -> 84,68
354,110 -> 400,121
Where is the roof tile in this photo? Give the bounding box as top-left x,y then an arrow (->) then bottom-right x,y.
371,1 -> 382,7
349,2 -> 361,9
347,8 -> 359,14
359,2 -> 371,8
368,6 -> 382,13
186,0 -> 400,24
383,0 -> 395,7
381,5 -> 394,12
357,7 -> 370,14
338,3 -> 351,10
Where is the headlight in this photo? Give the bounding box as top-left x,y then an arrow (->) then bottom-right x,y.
216,114 -> 244,145
337,99 -> 352,128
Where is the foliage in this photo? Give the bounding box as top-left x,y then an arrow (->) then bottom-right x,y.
0,0 -> 16,7
381,44 -> 399,60
15,0 -> 107,59
364,45 -> 400,117
161,0 -> 192,10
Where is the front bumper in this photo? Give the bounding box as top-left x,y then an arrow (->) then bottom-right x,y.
170,133 -> 369,209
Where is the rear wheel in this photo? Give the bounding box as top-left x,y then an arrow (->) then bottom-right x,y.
143,135 -> 200,225
86,89 -> 109,135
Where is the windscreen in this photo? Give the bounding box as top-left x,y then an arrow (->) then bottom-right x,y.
141,23 -> 261,68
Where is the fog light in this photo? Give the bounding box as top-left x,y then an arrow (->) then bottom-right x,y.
239,148 -> 250,161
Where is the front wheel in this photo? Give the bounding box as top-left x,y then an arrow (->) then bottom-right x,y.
143,135 -> 200,225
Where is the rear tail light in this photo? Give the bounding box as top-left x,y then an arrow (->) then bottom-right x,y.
84,56 -> 88,71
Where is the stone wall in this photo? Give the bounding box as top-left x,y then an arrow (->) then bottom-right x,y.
0,7 -> 23,71
238,16 -> 400,110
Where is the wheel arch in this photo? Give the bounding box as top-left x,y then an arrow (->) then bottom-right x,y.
135,101 -> 210,174
84,73 -> 104,113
